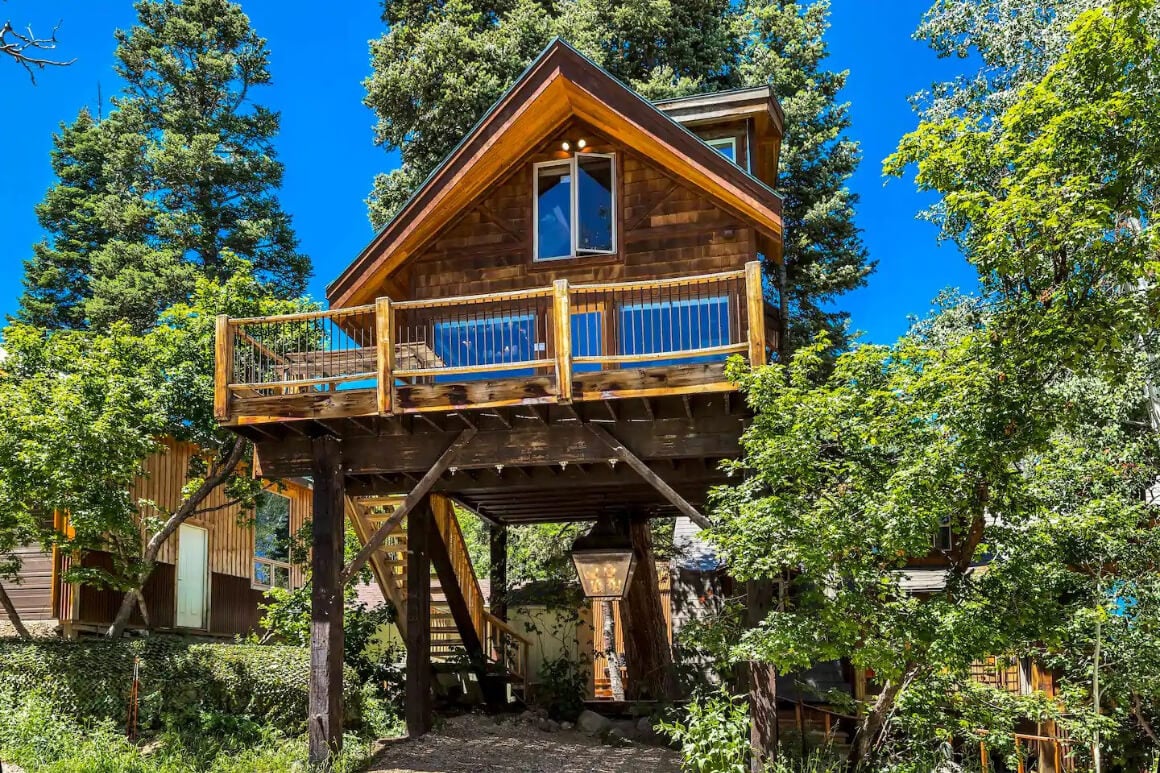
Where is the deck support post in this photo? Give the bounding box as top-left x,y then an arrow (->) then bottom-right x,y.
375,297 -> 395,415
489,524 -> 508,621
406,497 -> 434,737
747,578 -> 779,770
309,436 -> 345,767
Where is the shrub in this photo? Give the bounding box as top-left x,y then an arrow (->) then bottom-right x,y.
657,688 -> 751,773
534,655 -> 587,721
0,635 -> 363,735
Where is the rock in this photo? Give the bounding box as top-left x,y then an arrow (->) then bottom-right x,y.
604,727 -> 630,746
520,710 -> 536,723
546,719 -> 561,732
577,709 -> 612,736
536,717 -> 552,732
636,717 -> 654,734
560,721 -> 574,731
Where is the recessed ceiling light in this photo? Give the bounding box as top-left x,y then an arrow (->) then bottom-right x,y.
577,138 -> 587,149
561,141 -> 571,151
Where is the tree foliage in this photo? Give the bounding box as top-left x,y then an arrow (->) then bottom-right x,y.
364,0 -> 870,351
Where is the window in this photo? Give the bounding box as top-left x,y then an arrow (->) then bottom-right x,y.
431,313 -> 540,381
253,491 -> 292,589
932,516 -> 953,552
706,136 -> 737,163
534,153 -> 616,261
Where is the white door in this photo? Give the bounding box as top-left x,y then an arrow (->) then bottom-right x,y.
175,524 -> 208,629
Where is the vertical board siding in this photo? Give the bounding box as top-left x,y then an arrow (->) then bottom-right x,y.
134,438 -> 309,584
7,545 -> 55,620
590,561 -> 672,699
397,119 -> 756,302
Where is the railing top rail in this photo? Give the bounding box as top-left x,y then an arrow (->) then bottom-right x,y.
570,268 -> 747,293
392,286 -> 553,310
229,304 -> 375,325
485,611 -> 532,646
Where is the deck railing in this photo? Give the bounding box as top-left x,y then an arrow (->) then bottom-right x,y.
214,261 -> 767,421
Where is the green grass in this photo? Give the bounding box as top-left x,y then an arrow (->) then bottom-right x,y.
0,689 -> 386,773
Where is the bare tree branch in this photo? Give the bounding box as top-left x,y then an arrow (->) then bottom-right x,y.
1,18 -> 74,83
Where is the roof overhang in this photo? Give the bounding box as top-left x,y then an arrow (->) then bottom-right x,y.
327,40 -> 784,309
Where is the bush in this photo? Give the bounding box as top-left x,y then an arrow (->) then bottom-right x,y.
0,635 -> 363,735
657,688 -> 751,773
533,655 -> 587,721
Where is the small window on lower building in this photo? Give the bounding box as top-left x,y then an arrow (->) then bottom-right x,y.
253,491 -> 293,590
706,136 -> 737,164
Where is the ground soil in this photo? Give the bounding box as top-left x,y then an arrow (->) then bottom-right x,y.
366,714 -> 681,773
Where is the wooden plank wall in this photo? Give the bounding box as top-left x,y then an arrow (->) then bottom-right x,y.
7,545 -> 55,620
391,118 -> 756,301
591,561 -> 673,699
136,438 -> 309,586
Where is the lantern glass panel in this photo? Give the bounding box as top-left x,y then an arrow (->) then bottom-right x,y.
571,549 -> 637,599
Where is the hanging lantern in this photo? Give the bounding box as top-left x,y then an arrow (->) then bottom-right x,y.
570,516 -> 637,599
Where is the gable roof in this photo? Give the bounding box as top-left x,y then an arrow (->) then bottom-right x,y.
327,39 -> 785,309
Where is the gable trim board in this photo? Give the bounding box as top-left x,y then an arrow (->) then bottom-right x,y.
327,38 -> 784,309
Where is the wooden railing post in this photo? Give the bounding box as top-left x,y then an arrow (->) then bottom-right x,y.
744,261 -> 766,367
553,278 -> 573,403
213,314 -> 232,422
375,297 -> 394,415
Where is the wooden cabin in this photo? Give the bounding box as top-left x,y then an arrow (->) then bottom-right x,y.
213,38 -> 784,762
8,438 -> 311,638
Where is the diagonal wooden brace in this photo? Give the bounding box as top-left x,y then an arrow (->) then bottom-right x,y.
340,428 -> 477,584
585,423 -> 712,529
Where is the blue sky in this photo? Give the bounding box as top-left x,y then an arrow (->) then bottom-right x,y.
0,0 -> 978,344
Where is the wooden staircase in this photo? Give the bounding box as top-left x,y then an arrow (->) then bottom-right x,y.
347,493 -> 530,700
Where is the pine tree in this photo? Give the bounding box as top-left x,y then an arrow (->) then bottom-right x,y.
364,0 -> 870,353
17,0 -> 309,332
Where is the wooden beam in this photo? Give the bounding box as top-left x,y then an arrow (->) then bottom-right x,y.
340,429 -> 477,583
745,261 -> 766,367
586,424 -> 711,529
376,296 -> 394,415
406,498 -> 433,737
214,315 -> 232,422
489,524 -> 508,621
553,279 -> 573,404
308,437 -> 345,765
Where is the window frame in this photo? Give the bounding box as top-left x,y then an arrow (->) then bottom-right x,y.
251,490 -> 294,591
706,136 -> 738,164
533,152 -> 618,262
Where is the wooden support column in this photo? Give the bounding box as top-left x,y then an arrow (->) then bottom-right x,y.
406,497 -> 433,737
375,296 -> 395,415
745,261 -> 766,367
553,278 -> 573,402
489,524 -> 508,621
213,314 -> 232,421
747,578 -> 778,770
309,436 -> 345,767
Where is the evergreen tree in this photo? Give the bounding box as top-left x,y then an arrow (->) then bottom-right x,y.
363,0 -> 870,352
16,0 -> 309,332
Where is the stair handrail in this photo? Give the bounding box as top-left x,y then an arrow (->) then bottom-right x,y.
431,495 -> 488,649
484,611 -> 531,685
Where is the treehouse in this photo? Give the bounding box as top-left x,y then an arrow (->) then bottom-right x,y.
212,39 -> 784,762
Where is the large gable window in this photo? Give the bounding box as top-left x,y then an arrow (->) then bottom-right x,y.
534,153 -> 616,261
253,491 -> 292,590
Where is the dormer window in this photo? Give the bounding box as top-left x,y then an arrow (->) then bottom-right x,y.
534,153 -> 616,261
706,137 -> 738,165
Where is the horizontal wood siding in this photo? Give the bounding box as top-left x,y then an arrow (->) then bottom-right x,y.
135,438 -> 309,587
7,545 -> 55,620
399,120 -> 756,301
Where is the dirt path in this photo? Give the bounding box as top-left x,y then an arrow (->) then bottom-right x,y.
367,714 -> 681,773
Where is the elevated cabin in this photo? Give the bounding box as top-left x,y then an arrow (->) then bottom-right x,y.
212,39 -> 784,760
8,438 -> 311,638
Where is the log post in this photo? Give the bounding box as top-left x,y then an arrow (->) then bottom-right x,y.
747,578 -> 779,771
375,296 -> 394,415
489,524 -> 508,622
745,261 -> 766,367
309,436 -> 345,766
406,497 -> 433,737
213,314 -> 232,421
553,278 -> 573,403
620,516 -> 679,701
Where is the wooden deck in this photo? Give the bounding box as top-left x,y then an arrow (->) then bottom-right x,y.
214,263 -> 772,426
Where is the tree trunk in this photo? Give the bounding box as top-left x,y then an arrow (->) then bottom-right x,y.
746,578 -> 779,770
106,436 -> 248,638
848,667 -> 915,770
489,524 -> 508,621
601,599 -> 625,701
620,518 -> 679,701
0,580 -> 31,639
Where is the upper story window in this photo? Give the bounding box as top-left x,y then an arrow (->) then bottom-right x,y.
706,137 -> 738,165
534,153 -> 616,261
253,491 -> 292,590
